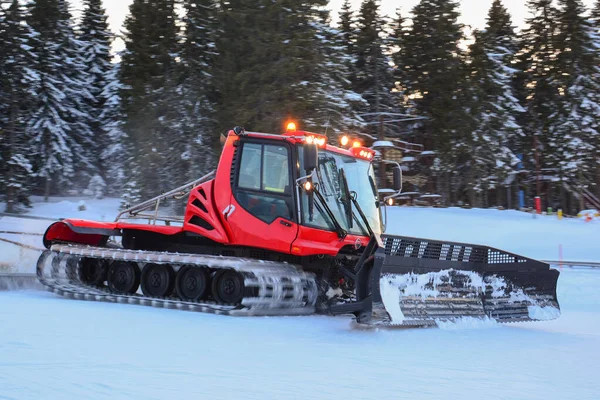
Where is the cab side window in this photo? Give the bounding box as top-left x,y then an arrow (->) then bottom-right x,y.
262,145 -> 290,193
238,143 -> 262,190
236,142 -> 293,223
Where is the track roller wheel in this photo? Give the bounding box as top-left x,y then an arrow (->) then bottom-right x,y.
107,261 -> 140,294
141,263 -> 175,298
212,269 -> 244,305
175,265 -> 207,301
79,258 -> 108,286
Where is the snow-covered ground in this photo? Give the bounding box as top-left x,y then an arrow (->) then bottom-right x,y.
19,195 -> 122,221
1,198 -> 599,399
385,206 -> 600,262
0,196 -> 121,274
1,266 -> 599,400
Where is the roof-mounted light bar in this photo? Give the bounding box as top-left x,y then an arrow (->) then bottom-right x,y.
351,146 -> 375,160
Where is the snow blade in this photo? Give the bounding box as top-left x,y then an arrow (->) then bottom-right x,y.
339,235 -> 560,327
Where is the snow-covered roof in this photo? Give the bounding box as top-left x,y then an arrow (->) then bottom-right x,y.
354,131 -> 377,140
398,191 -> 420,196
541,175 -> 561,182
378,189 -> 397,194
419,194 -> 441,198
402,156 -> 416,162
420,150 -> 436,156
371,140 -> 395,148
578,209 -> 599,215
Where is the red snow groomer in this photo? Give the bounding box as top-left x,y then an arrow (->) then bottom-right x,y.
37,125 -> 560,326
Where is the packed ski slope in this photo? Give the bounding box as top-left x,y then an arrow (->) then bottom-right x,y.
1,197 -> 599,399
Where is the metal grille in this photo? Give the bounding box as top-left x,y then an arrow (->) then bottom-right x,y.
382,236 -> 527,264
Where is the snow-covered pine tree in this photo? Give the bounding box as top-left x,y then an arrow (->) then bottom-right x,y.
304,9 -> 367,135
56,0 -> 95,187
591,0 -> 600,197
99,62 -> 126,194
353,0 -> 396,122
0,4 -> 4,175
171,0 -> 219,182
0,0 -> 38,212
389,8 -> 414,113
592,0 -> 600,43
213,0 -> 259,130
466,0 -> 524,207
517,0 -> 560,203
27,0 -> 94,199
119,163 -> 143,209
216,0 -> 346,134
399,0 -> 469,203
550,0 -> 600,208
338,0 -> 355,54
79,0 -> 115,188
593,0 -> 600,25
145,0 -> 184,195
27,0 -> 75,199
120,0 -> 179,198
337,0 -> 358,91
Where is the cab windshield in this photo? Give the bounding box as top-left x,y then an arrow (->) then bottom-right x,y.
299,147 -> 382,236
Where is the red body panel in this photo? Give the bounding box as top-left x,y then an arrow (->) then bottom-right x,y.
56,218 -> 184,236
227,204 -> 299,254
183,179 -> 231,244
43,219 -> 185,249
291,226 -> 369,256
43,221 -> 110,249
211,132 -> 238,244
62,219 -> 117,231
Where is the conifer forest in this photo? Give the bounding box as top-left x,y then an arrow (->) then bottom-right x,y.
1,0 -> 599,214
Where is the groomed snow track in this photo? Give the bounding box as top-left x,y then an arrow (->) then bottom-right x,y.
37,244 -> 319,317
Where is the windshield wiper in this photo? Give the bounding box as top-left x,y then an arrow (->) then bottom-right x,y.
313,186 -> 347,239
349,192 -> 374,237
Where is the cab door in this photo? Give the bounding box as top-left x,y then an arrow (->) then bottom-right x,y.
225,140 -> 299,254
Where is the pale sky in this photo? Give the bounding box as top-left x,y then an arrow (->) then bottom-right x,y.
71,0 -> 598,54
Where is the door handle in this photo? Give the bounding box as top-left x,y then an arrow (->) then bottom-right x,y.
279,220 -> 292,227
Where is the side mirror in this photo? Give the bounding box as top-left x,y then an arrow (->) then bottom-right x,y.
304,143 -> 318,172
393,167 -> 402,192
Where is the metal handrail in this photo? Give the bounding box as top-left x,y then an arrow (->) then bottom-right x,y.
115,170 -> 216,224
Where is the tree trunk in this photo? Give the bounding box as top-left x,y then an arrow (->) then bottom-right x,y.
467,187 -> 475,207
467,169 -> 475,206
5,186 -> 15,214
559,179 -> 566,212
483,187 -> 488,208
497,186 -> 503,208
5,98 -> 17,213
596,159 -> 600,199
44,175 -> 51,202
446,171 -> 452,205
